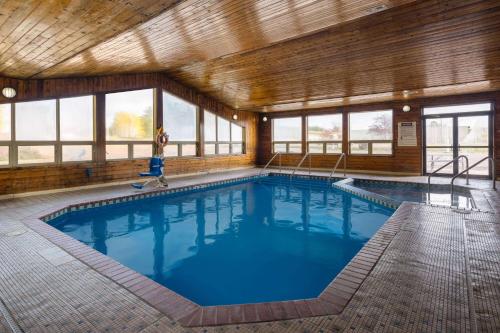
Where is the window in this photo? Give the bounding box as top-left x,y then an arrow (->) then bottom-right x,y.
272,117 -> 302,153
60,96 -> 94,141
105,89 -> 154,160
60,96 -> 94,162
307,114 -> 342,154
204,110 -> 245,155
15,100 -> 57,164
423,103 -> 491,115
16,100 -> 57,141
348,110 -> 393,155
0,104 -> 10,166
0,96 -> 96,166
163,91 -> 198,157
0,104 -> 11,141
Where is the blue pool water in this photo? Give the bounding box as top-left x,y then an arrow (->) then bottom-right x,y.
49,176 -> 394,306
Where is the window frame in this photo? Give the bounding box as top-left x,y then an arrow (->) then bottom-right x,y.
348,109 -> 394,156
271,116 -> 303,154
0,96 -> 97,167
204,109 -> 246,156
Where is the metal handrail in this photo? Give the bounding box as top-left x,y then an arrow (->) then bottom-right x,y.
451,156 -> 496,198
328,153 -> 346,180
291,152 -> 311,177
428,155 -> 469,195
259,152 -> 282,176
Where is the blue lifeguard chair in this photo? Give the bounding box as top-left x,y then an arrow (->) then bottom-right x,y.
131,157 -> 167,189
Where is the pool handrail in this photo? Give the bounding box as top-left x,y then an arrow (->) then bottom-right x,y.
328,153 -> 346,180
427,155 -> 469,196
259,152 -> 282,176
451,156 -> 496,199
291,152 -> 311,177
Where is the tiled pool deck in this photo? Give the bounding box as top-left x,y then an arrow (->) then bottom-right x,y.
0,168 -> 499,332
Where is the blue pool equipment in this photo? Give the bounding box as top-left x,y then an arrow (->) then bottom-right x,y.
131,156 -> 167,189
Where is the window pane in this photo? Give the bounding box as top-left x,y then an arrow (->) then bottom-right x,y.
60,96 -> 94,141
349,110 -> 392,141
289,143 -> 302,153
106,89 -> 153,141
217,117 -> 230,141
274,143 -> 286,153
308,143 -> 323,153
231,123 -> 243,142
164,144 -> 179,157
106,145 -> 128,160
0,104 -> 11,140
273,117 -> 302,141
205,143 -> 216,155
0,146 -> 8,165
458,116 -> 489,147
18,146 -> 54,164
163,92 -> 197,141
219,143 -> 230,154
16,100 -> 56,141
307,114 -> 342,141
204,111 -> 216,141
133,144 -> 152,158
232,143 -> 242,154
458,147 -> 490,176
62,145 -> 92,162
326,143 -> 342,154
181,144 -> 196,156
350,142 -> 368,154
372,142 -> 392,155
426,118 -> 453,146
426,147 -> 454,174
423,103 -> 491,115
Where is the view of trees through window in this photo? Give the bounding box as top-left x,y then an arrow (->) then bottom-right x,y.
349,110 -> 393,155
106,89 -> 153,141
307,114 -> 342,154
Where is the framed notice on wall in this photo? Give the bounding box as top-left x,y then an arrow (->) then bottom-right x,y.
398,121 -> 417,146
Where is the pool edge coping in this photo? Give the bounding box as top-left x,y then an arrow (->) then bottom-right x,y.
25,173 -> 412,327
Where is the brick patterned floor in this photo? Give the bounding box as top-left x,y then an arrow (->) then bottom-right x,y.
0,169 -> 499,332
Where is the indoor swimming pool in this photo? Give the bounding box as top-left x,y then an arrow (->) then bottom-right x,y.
49,175 -> 394,306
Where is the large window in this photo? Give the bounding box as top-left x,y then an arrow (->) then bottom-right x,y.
272,117 -> 302,153
348,110 -> 393,155
307,114 -> 342,154
204,110 -> 245,155
60,96 -> 94,162
163,91 -> 198,157
0,96 -> 95,166
106,89 -> 154,160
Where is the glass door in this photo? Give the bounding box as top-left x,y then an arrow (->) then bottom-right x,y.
423,103 -> 492,177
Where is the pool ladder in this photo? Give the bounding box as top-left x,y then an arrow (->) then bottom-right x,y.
427,155 -> 470,197
290,152 -> 312,177
451,156 -> 496,198
259,152 -> 282,176
328,153 -> 346,181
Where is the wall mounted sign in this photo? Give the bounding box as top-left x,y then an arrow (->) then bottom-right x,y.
398,121 -> 417,146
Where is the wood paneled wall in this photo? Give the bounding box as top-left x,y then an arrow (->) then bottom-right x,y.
258,92 -> 500,179
0,73 -> 258,195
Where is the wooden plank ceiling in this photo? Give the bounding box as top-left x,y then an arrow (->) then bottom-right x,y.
1,0 -> 500,112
